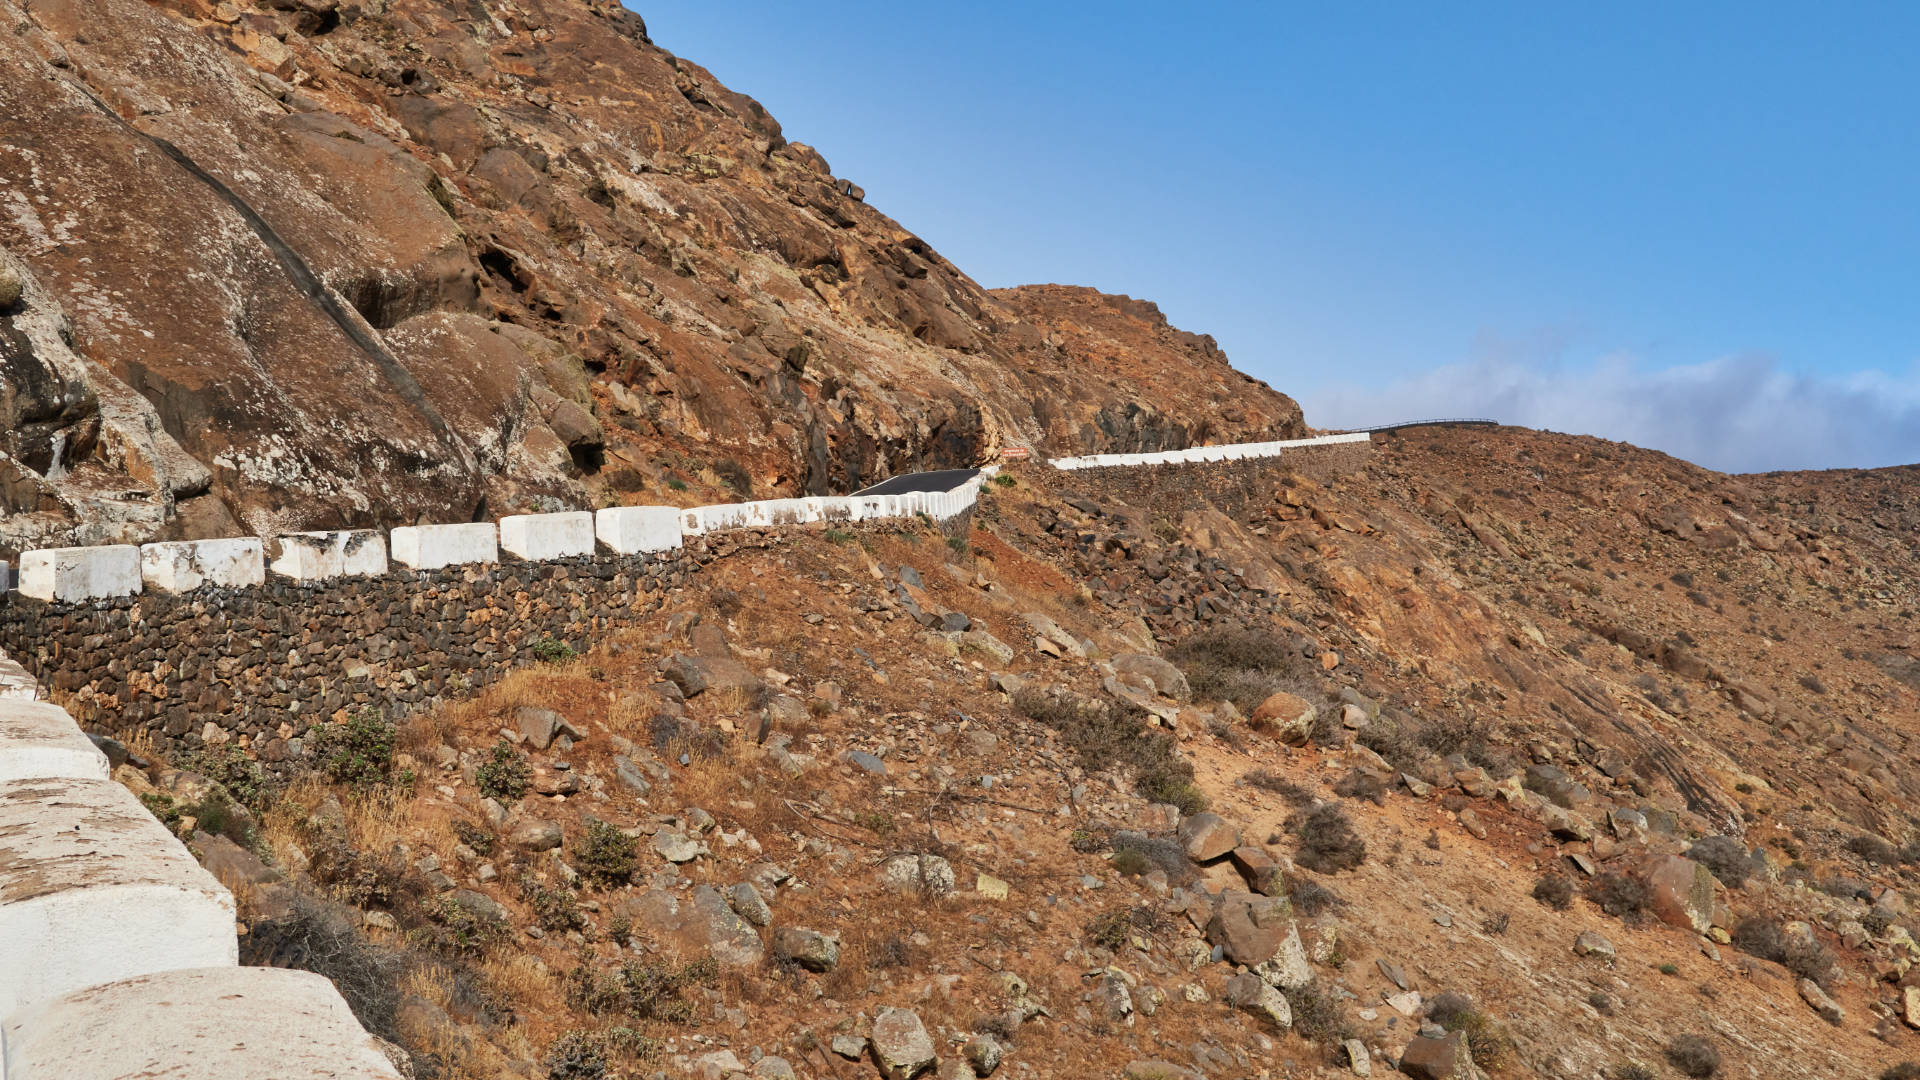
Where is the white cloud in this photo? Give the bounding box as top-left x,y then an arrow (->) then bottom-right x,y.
1300,353 -> 1920,473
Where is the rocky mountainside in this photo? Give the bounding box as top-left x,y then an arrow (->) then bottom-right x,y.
82,424 -> 1918,1080
0,0 -> 1302,553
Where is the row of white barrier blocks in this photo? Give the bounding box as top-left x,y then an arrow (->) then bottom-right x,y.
0,694 -> 403,1077
5,475 -> 988,603
1049,431 -> 1371,470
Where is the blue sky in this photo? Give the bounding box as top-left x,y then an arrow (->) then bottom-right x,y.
639,4 -> 1920,472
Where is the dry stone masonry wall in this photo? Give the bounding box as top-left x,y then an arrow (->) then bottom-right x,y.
0,474 -> 997,759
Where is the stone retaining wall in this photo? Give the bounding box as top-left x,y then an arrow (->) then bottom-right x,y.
0,548 -> 691,759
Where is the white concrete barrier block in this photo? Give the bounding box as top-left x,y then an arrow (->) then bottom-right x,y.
807,496 -> 853,522
389,523 -> 498,570
16,546 -> 140,603
268,530 -> 388,581
595,506 -> 683,554
0,701 -> 108,784
138,538 -> 264,593
1,966 -> 406,1080
756,498 -> 812,526
499,511 -> 594,561
0,777 -> 237,1018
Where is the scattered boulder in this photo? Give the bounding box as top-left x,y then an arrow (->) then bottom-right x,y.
673,885 -> 766,968
1177,812 -> 1240,862
963,1035 -> 1004,1076
508,817 -> 563,852
1229,846 -> 1285,896
728,882 -> 772,927
1799,978 -> 1844,1025
871,1006 -> 937,1079
1644,855 -> 1716,934
1573,930 -> 1615,961
882,854 -> 956,897
514,706 -> 578,750
1399,1030 -> 1477,1079
770,926 -> 840,972
1206,891 -> 1294,968
653,830 -> 705,863
1250,692 -> 1316,743
0,263 -> 22,310
1113,653 -> 1191,702
1222,971 -> 1292,1029
1252,922 -> 1315,991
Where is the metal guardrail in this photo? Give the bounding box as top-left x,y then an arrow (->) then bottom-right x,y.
1339,418 -> 1498,433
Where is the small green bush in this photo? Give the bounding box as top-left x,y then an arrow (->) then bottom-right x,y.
531,637 -> 579,664
576,820 -> 637,887
308,708 -> 398,788
618,955 -> 718,1024
824,528 -> 854,544
991,473 -> 1016,487
520,874 -> 588,933
187,745 -> 270,810
477,739 -> 531,801
946,536 -> 970,554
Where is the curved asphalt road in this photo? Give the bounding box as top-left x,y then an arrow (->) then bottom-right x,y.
852,469 -> 981,496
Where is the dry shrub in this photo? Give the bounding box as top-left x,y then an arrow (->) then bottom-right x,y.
478,952 -> 558,1010
1585,872 -> 1651,923
1014,686 -> 1204,814
1731,915 -> 1836,988
1288,803 -> 1366,873
1283,979 -> 1355,1043
1532,874 -> 1575,910
1426,992 -> 1513,1071
1287,876 -> 1342,917
1166,626 -> 1315,712
1882,1065 -> 1920,1080
1665,1034 -> 1720,1077
1687,835 -> 1751,887
1848,833 -> 1900,865
1109,831 -> 1197,882
244,894 -> 403,1040
1243,769 -> 1315,805
1332,768 -> 1386,806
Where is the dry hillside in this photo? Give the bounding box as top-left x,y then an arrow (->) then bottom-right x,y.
97,426 -> 1920,1080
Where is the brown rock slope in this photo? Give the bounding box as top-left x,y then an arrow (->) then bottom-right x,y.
101,425 -> 1918,1080
0,0 -> 1302,551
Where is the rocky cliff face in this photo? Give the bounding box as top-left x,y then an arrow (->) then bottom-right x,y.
0,0 -> 1304,553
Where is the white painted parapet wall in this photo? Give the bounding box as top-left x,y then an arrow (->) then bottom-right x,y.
0,699 -> 109,784
0,660 -> 400,1077
1047,431 -> 1370,471
2,967 -> 405,1079
0,776 -> 239,1018
5,468 -> 990,602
